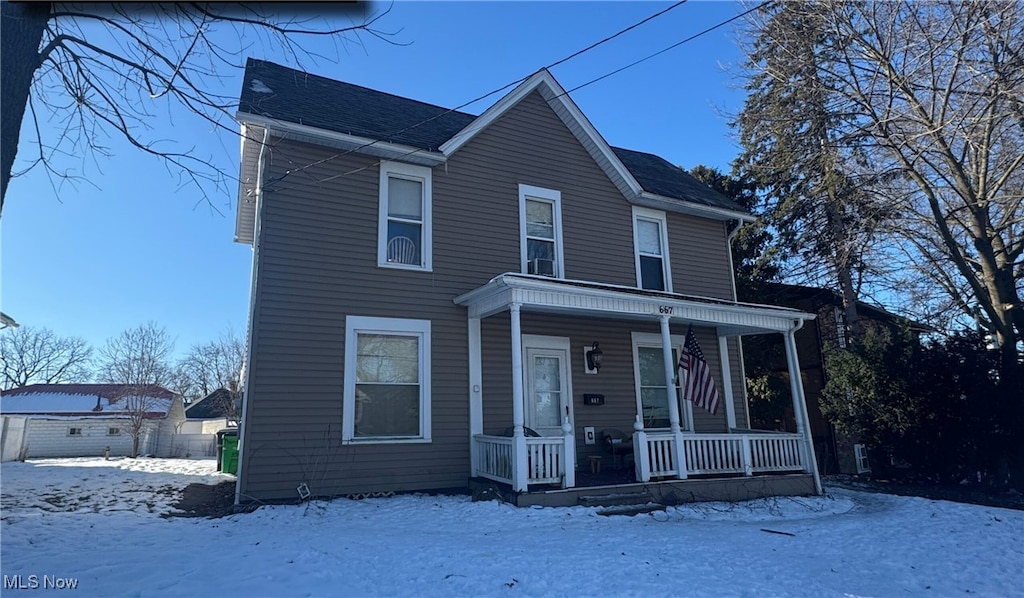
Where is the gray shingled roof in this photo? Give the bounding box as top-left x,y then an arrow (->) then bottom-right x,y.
239,59 -> 746,214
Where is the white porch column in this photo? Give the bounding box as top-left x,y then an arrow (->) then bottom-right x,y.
468,316 -> 483,477
717,333 -> 737,430
783,328 -> 822,495
510,303 -> 528,492
659,315 -> 688,480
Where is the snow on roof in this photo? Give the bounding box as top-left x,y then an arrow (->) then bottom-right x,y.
0,384 -> 175,417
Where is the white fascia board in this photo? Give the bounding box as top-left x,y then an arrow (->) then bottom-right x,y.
454,273 -> 815,334
635,191 -> 756,223
235,124 -> 253,244
234,125 -> 263,245
235,112 -> 447,167
438,70 -> 644,198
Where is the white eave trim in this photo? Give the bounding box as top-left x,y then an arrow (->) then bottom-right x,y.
236,112 -> 447,167
454,274 -> 813,336
438,69 -> 644,196
635,191 -> 756,223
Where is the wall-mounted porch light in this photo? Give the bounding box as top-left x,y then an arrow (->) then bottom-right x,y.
585,342 -> 603,374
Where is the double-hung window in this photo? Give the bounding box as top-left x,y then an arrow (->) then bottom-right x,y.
631,332 -> 690,430
378,161 -> 432,271
519,185 -> 563,278
343,316 -> 431,443
632,207 -> 671,291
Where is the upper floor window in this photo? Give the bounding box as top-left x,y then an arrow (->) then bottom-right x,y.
632,207 -> 672,291
378,161 -> 432,271
519,184 -> 563,278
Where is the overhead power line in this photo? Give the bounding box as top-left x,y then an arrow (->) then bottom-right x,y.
266,1 -> 689,183
268,1 -> 770,186
564,1 -> 769,96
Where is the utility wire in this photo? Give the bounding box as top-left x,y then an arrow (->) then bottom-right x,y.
312,1 -> 772,183
563,1 -> 768,96
266,1 -> 689,184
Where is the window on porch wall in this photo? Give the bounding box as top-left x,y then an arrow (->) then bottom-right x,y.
635,345 -> 684,429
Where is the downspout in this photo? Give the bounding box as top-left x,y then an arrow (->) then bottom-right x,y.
786,318 -> 823,495
235,127 -> 271,506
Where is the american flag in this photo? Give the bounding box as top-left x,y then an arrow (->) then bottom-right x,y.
678,326 -> 720,415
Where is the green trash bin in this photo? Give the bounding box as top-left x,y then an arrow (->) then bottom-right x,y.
221,433 -> 239,475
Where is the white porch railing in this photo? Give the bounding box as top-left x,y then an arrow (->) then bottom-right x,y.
636,432 -> 806,480
473,434 -> 572,488
748,434 -> 804,473
525,437 -> 565,485
474,435 -> 514,485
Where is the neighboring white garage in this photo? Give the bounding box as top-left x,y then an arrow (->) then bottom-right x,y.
0,384 -> 185,458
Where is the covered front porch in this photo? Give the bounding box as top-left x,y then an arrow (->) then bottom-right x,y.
455,273 -> 821,502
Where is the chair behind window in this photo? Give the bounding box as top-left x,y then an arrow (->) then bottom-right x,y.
387,236 -> 418,265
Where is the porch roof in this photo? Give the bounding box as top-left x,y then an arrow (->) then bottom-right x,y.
454,274 -> 815,336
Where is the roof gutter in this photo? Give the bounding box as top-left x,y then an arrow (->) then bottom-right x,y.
636,191 -> 756,223
236,112 -> 447,166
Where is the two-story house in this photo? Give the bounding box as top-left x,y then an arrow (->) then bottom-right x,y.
232,58 -> 821,507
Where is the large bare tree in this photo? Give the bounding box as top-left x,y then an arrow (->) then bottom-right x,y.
0,326 -> 93,389
0,2 -> 396,213
97,321 -> 175,457
738,1 -> 1022,374
825,1 -> 1022,372
172,328 -> 244,405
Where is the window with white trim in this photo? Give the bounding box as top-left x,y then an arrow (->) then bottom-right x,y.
631,332 -> 690,430
632,207 -> 672,291
107,427 -> 120,436
519,184 -> 563,278
68,427 -> 83,436
344,316 -> 431,443
854,443 -> 871,474
378,161 -> 432,271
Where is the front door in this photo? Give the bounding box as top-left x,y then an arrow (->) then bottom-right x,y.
523,336 -> 573,437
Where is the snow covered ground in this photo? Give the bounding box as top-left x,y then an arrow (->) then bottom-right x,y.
1,458 -> 1021,597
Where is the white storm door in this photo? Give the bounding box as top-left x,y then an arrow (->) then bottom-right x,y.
523,338 -> 572,437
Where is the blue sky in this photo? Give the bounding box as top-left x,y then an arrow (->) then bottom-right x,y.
1,1 -> 750,359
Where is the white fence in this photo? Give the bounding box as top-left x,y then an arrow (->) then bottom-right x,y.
168,434 -> 217,458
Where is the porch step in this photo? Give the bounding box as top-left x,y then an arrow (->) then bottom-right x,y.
595,502 -> 666,517
578,491 -> 655,507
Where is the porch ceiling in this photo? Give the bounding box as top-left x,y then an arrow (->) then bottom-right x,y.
454,273 -> 815,336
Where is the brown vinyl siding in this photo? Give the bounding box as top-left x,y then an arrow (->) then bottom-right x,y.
239,90 -> 744,500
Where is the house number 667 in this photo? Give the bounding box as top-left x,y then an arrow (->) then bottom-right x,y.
658,306 -> 673,314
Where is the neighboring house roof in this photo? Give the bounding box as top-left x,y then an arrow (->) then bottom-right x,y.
235,59 -> 749,244
185,388 -> 238,420
752,282 -> 934,333
0,384 -> 177,418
